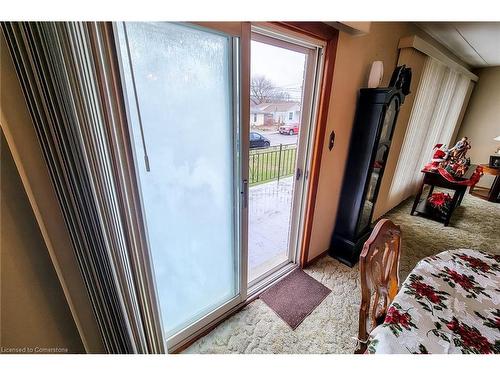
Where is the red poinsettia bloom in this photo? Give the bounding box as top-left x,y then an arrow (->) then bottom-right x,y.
458,254 -> 490,272
428,192 -> 451,208
409,280 -> 442,304
384,306 -> 411,329
445,269 -> 474,290
446,318 -> 491,354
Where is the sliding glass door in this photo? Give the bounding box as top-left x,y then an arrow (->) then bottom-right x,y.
247,27 -> 323,287
115,22 -> 245,349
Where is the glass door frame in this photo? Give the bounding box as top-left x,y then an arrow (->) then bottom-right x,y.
247,25 -> 325,293
112,21 -> 249,353
112,21 -> 327,353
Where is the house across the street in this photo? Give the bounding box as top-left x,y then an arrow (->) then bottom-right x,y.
250,101 -> 301,127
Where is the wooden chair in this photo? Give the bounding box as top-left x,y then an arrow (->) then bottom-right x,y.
355,219 -> 402,354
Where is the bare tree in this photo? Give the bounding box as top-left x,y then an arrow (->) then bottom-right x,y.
250,75 -> 291,104
250,75 -> 274,104
271,90 -> 291,102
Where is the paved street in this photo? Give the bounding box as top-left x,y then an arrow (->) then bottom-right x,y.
260,130 -> 298,147
248,176 -> 295,281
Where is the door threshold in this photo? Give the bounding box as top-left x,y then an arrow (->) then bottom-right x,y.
169,262 -> 298,353
248,262 -> 297,297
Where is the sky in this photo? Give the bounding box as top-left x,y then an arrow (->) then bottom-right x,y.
251,40 -> 306,101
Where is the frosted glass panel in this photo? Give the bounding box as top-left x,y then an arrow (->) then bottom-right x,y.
118,23 -> 238,337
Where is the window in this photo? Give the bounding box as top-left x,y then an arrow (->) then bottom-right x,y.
288,112 -> 293,120
253,113 -> 257,122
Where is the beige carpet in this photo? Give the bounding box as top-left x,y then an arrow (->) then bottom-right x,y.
183,192 -> 500,354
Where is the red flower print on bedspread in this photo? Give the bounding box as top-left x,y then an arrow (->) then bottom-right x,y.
451,252 -> 500,276
444,317 -> 495,354
383,303 -> 418,337
458,254 -> 491,272
404,274 -> 449,313
411,280 -> 442,304
432,267 -> 491,299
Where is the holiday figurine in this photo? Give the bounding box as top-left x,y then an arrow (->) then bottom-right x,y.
425,143 -> 448,171
447,137 -> 471,163
424,137 -> 472,178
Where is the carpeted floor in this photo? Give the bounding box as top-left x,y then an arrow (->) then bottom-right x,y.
183,192 -> 500,354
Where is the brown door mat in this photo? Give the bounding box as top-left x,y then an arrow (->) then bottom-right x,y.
259,268 -> 331,330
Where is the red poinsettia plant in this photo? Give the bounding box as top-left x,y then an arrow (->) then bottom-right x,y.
427,192 -> 452,215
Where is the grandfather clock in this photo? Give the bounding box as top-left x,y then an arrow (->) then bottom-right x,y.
329,66 -> 411,266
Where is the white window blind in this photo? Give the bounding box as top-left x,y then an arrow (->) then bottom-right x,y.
388,57 -> 472,206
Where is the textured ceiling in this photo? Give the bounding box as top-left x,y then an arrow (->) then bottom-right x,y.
418,22 -> 500,68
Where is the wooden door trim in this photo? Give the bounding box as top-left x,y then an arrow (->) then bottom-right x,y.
272,22 -> 338,42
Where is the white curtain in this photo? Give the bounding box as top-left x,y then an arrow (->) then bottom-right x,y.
388,57 -> 472,206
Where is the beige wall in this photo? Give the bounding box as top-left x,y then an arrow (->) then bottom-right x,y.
456,66 -> 500,188
1,131 -> 84,353
308,22 -> 469,261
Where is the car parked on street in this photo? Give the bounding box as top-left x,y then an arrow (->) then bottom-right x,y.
279,123 -> 299,135
250,132 -> 271,149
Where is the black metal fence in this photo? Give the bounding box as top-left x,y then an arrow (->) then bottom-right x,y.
249,144 -> 297,186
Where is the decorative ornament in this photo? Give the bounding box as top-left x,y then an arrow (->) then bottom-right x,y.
368,61 -> 384,88
423,137 -> 482,183
427,192 -> 452,216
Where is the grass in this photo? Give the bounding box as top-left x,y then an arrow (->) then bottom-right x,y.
249,144 -> 297,186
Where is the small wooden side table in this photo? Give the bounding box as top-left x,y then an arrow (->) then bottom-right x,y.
411,165 -> 477,226
469,164 -> 500,203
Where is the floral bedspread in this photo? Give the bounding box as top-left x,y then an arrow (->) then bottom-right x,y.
368,249 -> 500,354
